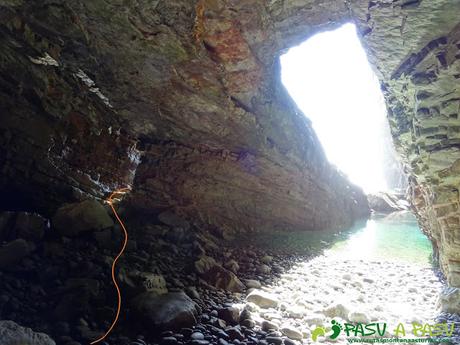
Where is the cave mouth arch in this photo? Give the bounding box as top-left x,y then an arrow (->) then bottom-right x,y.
280,22 -> 396,193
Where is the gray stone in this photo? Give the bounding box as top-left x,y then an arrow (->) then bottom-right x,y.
280,326 -> 303,340
218,307 -> 239,325
224,259 -> 239,273
246,290 -> 279,308
160,337 -> 178,345
226,327 -> 244,341
323,302 -> 350,320
437,287 -> 460,313
53,200 -> 114,237
367,192 -> 407,213
191,332 -> 205,340
0,320 -> 56,345
261,320 -> 279,331
243,279 -> 262,289
258,264 -> 271,274
265,336 -> 283,345
194,256 -> 245,292
195,256 -> 218,275
240,319 -> 255,328
348,311 -> 370,324
261,255 -> 273,264
131,291 -> 199,331
185,286 -> 200,299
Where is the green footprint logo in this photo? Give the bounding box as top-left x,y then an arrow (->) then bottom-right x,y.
311,326 -> 326,341
311,320 -> 343,341
330,320 -> 343,339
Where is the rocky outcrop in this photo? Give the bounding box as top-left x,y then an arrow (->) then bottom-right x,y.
368,192 -> 409,213
349,1 -> 460,294
0,0 -> 368,234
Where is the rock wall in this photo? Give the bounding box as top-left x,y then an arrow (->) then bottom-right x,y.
2,0 -> 459,288
0,0 -> 369,232
349,0 -> 460,289
0,4 -> 140,214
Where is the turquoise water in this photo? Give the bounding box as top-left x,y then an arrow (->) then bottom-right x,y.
328,212 -> 433,264
236,212 -> 433,265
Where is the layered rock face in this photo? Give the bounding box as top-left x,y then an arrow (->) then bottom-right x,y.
0,0 -> 459,288
0,1 -> 369,232
350,0 -> 460,289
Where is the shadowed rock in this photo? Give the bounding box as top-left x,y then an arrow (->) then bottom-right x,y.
0,320 -> 55,345
52,200 -> 114,237
131,291 -> 199,332
194,255 -> 245,292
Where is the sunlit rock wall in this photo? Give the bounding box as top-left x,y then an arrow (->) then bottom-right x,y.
350,0 -> 460,288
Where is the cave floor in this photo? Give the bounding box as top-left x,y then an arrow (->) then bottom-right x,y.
231,212 -> 457,344
240,252 -> 442,344
2,211 -> 460,345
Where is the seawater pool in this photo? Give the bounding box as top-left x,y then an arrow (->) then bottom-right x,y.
236,211 -> 433,265
328,212 -> 433,264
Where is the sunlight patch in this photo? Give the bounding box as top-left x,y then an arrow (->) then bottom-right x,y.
281,23 -> 388,193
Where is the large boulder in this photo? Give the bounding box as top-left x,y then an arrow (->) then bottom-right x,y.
52,200 -> 114,237
246,290 -> 279,308
0,320 -> 55,345
194,255 -> 219,275
118,269 -> 168,297
437,287 -> 460,313
194,256 -> 245,292
131,291 -> 199,331
280,325 -> 303,341
367,192 -> 409,213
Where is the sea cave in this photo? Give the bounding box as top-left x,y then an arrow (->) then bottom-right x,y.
0,1 -> 459,345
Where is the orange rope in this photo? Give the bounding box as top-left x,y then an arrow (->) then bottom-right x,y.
90,187 -> 131,344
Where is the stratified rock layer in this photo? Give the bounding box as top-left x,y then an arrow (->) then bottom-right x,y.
1,0 -> 459,306
0,1 -> 368,233
350,0 -> 460,291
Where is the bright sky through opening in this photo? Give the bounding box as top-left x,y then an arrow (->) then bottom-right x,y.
281,23 -> 388,193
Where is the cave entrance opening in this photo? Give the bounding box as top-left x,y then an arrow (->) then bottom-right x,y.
280,22 -> 403,194
258,23 -> 440,321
